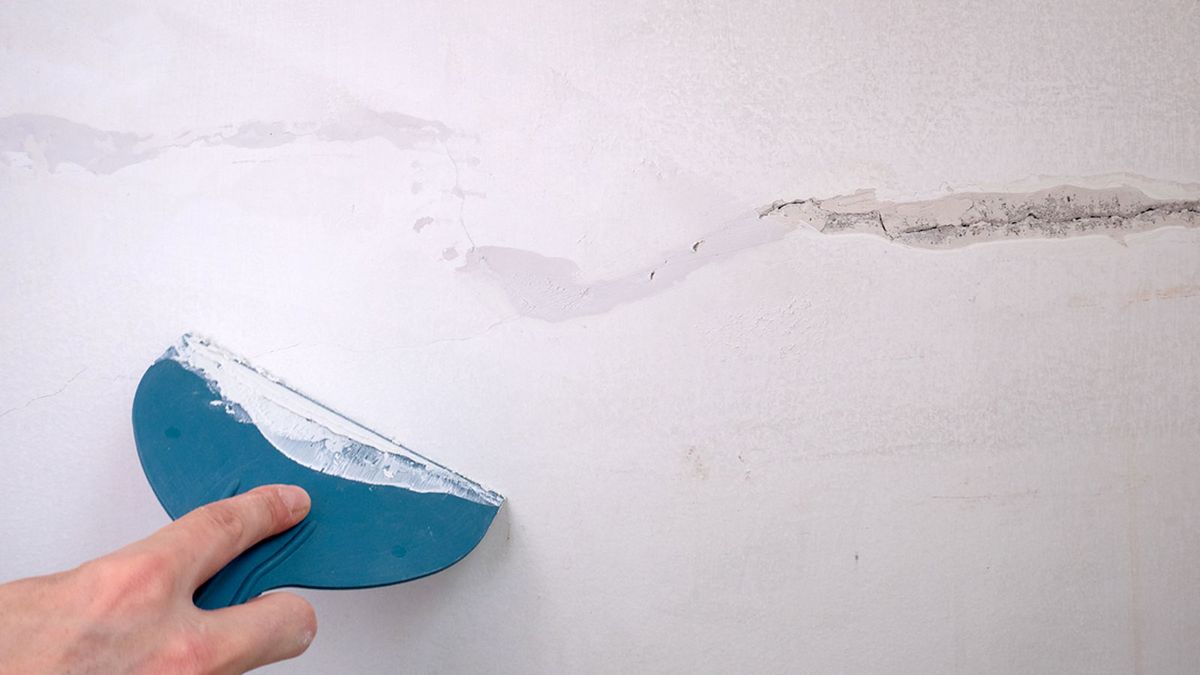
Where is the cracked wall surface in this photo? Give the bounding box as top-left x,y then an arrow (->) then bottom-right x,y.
763,185 -> 1200,248
2,2 -> 1199,675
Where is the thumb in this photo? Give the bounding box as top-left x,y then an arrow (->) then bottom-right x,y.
203,591 -> 317,672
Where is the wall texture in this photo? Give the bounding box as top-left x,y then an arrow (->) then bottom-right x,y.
2,1 -> 1198,673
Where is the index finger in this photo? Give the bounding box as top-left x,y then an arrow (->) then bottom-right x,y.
141,485 -> 311,589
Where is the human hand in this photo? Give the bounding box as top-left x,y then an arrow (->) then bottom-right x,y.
0,485 -> 317,674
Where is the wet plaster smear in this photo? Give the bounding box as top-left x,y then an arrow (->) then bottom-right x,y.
2,3 -> 1199,674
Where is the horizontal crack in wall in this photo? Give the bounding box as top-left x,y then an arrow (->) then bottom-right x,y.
760,185 -> 1200,248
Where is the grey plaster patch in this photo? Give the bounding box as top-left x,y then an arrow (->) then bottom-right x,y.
0,109 -> 454,175
0,114 -> 160,173
761,185 -> 1200,248
460,215 -> 791,322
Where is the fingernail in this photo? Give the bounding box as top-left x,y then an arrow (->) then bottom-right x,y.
277,486 -> 311,517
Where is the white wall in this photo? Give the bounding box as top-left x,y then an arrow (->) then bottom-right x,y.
2,1 -> 1198,672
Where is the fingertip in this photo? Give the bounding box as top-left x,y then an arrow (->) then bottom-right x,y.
291,592 -> 319,647
273,485 -> 311,520
214,591 -> 319,670
261,591 -> 318,650
245,484 -> 310,526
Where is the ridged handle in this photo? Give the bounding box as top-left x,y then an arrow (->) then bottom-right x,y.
193,520 -> 316,609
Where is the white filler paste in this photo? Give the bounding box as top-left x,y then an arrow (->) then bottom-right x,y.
165,334 -> 503,507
